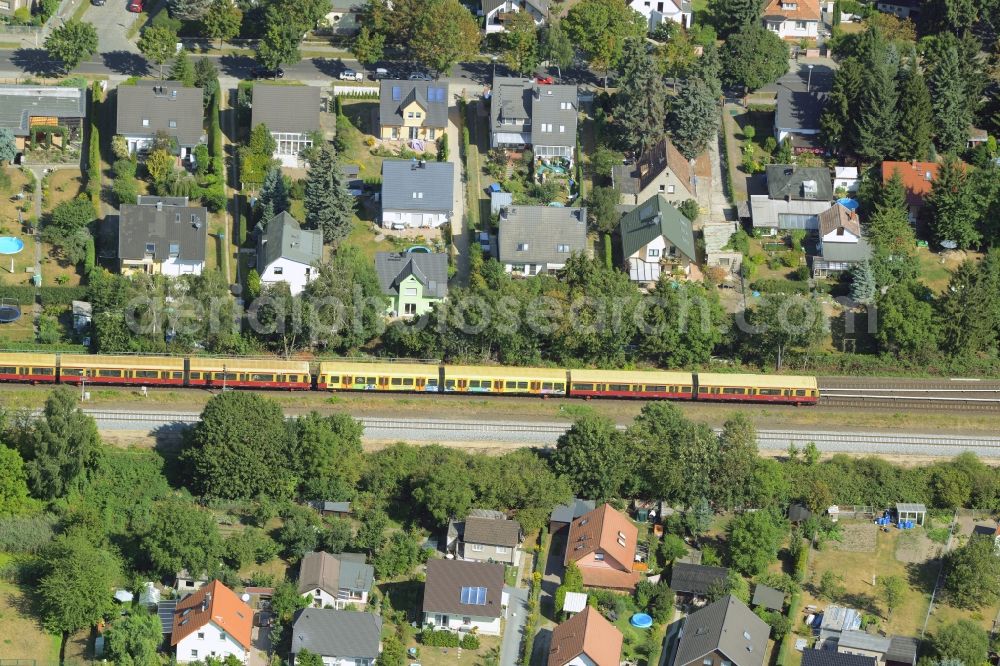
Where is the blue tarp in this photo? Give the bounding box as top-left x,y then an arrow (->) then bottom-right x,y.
837,197 -> 860,212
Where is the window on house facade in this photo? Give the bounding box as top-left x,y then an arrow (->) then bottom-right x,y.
197,632 -> 205,640
594,552 -> 604,561
667,184 -> 675,193
556,244 -> 570,252
648,248 -> 660,257
471,543 -> 485,552
403,287 -> 418,296
191,650 -> 198,658
274,266 -> 283,275
517,243 -> 529,251
795,20 -> 806,28
404,303 -> 416,315
168,120 -> 177,128
496,546 -> 510,554
142,118 -> 150,126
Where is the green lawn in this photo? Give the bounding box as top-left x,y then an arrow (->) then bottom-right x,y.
339,99 -> 385,181
916,247 -> 980,294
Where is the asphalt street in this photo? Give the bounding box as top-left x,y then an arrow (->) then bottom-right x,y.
500,585 -> 529,666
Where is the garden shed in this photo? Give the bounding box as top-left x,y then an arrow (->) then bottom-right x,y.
895,503 -> 925,526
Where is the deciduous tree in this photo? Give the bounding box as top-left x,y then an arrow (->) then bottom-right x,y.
408,0 -> 480,75
932,620 -> 989,665
564,0 -> 646,87
351,25 -> 385,70
877,575 -> 905,619
740,293 -> 826,370
943,535 -> 1000,609
105,609 -> 163,666
44,20 -> 98,72
875,281 -> 939,357
138,25 -> 179,79
552,414 -> 631,500
712,414 -> 758,511
37,535 -> 121,636
20,387 -> 100,500
501,11 -> 539,75
142,495 -> 223,577
256,20 -> 302,72
201,0 -> 243,49
539,20 -> 574,78
727,511 -> 784,576
721,24 -> 788,92
638,279 -> 725,368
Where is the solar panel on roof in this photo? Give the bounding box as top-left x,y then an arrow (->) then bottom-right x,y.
392,86 -> 401,101
158,600 -> 177,634
460,586 -> 487,605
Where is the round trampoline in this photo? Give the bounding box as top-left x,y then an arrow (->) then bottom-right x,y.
406,246 -> 431,254
630,613 -> 653,629
0,236 -> 24,254
0,299 -> 21,323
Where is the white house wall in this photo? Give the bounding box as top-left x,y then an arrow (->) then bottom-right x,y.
175,622 -> 247,663
381,210 -> 449,229
260,257 -> 315,296
765,18 -> 818,38
161,257 -> 205,278
423,612 -> 502,635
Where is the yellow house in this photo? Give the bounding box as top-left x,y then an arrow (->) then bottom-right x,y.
379,80 -> 449,142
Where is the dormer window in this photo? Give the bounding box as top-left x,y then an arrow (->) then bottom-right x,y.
517,243 -> 529,251
145,243 -> 155,255
142,118 -> 150,127
168,120 -> 177,128
594,552 -> 604,561
781,1 -> 796,8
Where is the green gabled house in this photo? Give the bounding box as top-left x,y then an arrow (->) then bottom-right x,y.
617,194 -> 697,284
374,252 -> 449,317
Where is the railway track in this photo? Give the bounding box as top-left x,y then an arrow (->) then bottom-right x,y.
818,377 -> 1000,411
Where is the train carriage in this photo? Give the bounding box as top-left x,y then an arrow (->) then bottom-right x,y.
316,361 -> 441,392
568,369 -> 695,400
695,373 -> 818,404
58,354 -> 186,386
187,358 -> 311,390
0,352 -> 58,383
443,366 -> 568,396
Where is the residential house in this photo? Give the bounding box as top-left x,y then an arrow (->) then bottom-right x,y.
482,0 -> 548,33
450,515 -> 523,566
564,503 -> 641,591
298,551 -> 374,609
116,81 -> 205,158
802,649 -> 876,666
375,251 -> 449,317
118,197 -> 207,277
834,166 -> 859,194
833,632 -> 919,666
174,569 -> 209,595
549,499 -> 596,537
611,138 -> 697,206
255,211 -> 323,296
497,205 -> 587,275
812,202 -> 870,277
548,607 -> 623,666
319,501 -> 352,517
968,127 -> 988,148
750,165 -> 833,232
490,77 -> 578,163
874,0 -> 920,19
422,559 -> 505,635
250,84 -> 321,168
627,0 -> 692,29
379,81 -> 448,142
380,160 -> 454,229
762,0 -> 820,39
290,608 -> 382,666
751,585 -> 784,612
0,85 -> 87,157
324,0 -> 366,34
881,160 -> 938,223
670,562 -> 729,599
673,596 -> 769,666
618,194 -> 697,284
773,64 -> 833,153
170,580 -> 252,664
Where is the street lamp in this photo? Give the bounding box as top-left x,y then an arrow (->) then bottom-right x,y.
807,64 -> 814,93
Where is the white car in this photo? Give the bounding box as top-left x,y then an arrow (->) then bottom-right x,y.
339,69 -> 363,81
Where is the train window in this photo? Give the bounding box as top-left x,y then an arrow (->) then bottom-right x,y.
505,381 -> 516,389
62,368 -> 83,376
328,376 -> 339,384
647,385 -> 666,392
32,368 -> 54,375
98,369 -> 122,378
391,377 -> 403,386
251,374 -> 275,382
277,375 -> 286,382
758,388 -> 781,396
698,386 -> 709,393
354,377 -> 367,385
609,384 -> 629,392
445,379 -> 456,388
795,389 -> 807,396
189,372 -> 201,379
402,378 -> 414,386
288,375 -> 298,382
722,387 -> 745,395
367,377 -> 376,384
427,378 -> 438,387
214,373 -> 237,381
554,383 -> 565,390
681,386 -> 692,392
542,382 -> 553,390
135,370 -> 159,379
470,380 -> 481,388
517,381 -> 528,389
0,366 -> 16,374
172,372 -> 184,379
240,374 -> 249,381
572,383 -> 594,391
712,387 -> 721,394
482,381 -> 492,389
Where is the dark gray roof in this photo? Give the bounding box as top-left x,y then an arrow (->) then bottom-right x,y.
116,81 -> 205,146
774,65 -> 833,132
298,551 -> 373,596
375,252 -> 448,299
381,160 -> 454,212
839,630 -> 890,652
251,84 -> 321,134
751,584 -> 785,611
158,599 -> 176,634
257,212 -> 323,268
670,562 -> 728,596
291,609 -> 382,659
497,205 -> 587,266
492,77 -> 532,136
463,516 -> 521,547
820,237 -> 871,262
379,80 -> 449,129
801,650 -> 876,666
422,559 -> 505,618
530,84 -> 578,148
618,194 -> 697,262
675,596 -> 769,666
137,195 -> 189,206
886,636 -> 918,665
550,499 -> 596,525
764,165 -> 833,201
117,199 -> 207,262
0,85 -> 86,137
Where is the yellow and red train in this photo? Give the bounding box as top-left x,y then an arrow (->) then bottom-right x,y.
0,352 -> 820,405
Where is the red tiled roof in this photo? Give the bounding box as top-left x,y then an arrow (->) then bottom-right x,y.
548,607 -> 623,666
881,161 -> 938,208
170,580 -> 253,649
565,504 -> 638,571
763,0 -> 820,21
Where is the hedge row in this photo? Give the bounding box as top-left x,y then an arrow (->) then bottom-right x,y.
0,285 -> 89,306
87,82 -> 102,219
519,527 -> 548,666
749,279 -> 811,294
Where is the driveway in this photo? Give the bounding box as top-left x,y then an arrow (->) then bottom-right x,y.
446,87 -> 469,285
500,585 -> 529,666
83,0 -> 140,54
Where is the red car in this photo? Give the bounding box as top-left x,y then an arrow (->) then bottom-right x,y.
535,74 -> 554,84
127,0 -> 143,12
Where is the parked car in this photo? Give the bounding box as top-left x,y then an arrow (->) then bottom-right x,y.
339,68 -> 363,81
126,0 -> 143,11
408,72 -> 432,81
251,65 -> 285,79
535,74 -> 554,85
91,0 -> 106,6
372,67 -> 389,80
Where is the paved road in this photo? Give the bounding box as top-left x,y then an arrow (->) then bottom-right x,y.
500,585 -> 529,666
63,409 -> 1000,457
86,0 -> 141,54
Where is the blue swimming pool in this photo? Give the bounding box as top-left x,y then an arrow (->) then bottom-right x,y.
0,236 -> 24,254
630,613 -> 653,628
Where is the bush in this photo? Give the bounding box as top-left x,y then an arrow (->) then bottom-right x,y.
113,159 -> 137,179
113,176 -> 138,205
84,235 -> 95,274
437,132 -> 449,162
750,279 -> 811,294
421,630 -> 460,647
39,286 -> 89,305
793,265 -> 811,281
459,634 -> 479,650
